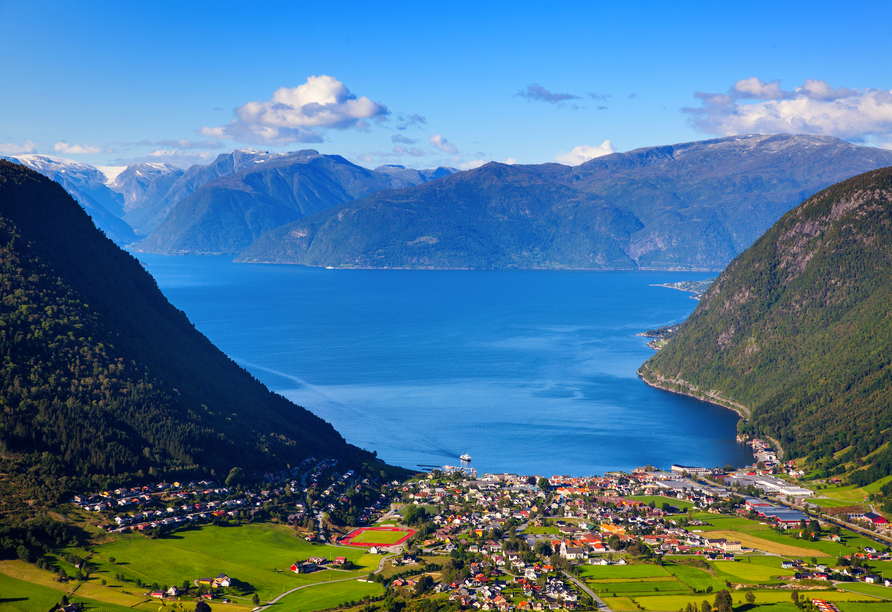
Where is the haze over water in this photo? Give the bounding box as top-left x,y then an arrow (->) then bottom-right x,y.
143,255 -> 752,476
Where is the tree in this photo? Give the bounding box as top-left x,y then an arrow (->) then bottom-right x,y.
195,601 -> 212,612
537,477 -> 549,492
791,589 -> 800,608
713,589 -> 733,612
226,467 -> 245,488
252,593 -> 260,605
745,592 -> 756,605
700,600 -> 711,612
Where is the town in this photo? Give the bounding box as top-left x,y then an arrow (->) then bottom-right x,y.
41,439 -> 892,612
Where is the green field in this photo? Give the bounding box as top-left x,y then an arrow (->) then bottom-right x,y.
690,512 -> 877,556
578,564 -> 671,580
0,572 -> 140,612
590,579 -> 689,595
273,579 -> 385,611
627,495 -> 697,510
664,561 -> 726,592
603,587 -> 880,611
93,522 -> 377,600
710,559 -> 786,583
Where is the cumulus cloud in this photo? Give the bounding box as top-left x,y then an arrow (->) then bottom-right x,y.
516,83 -> 580,104
0,140 -> 37,155
430,134 -> 458,155
54,141 -> 102,154
555,140 -> 616,165
685,78 -> 892,145
201,75 -> 389,145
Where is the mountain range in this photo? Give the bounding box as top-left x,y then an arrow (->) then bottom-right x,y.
640,166 -> 892,484
1,150 -> 458,252
5,135 -> 892,271
239,135 -> 892,270
0,159 -> 386,493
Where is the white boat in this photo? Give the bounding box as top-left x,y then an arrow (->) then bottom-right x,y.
460,453 -> 471,462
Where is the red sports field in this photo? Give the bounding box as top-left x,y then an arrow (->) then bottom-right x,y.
339,526 -> 416,547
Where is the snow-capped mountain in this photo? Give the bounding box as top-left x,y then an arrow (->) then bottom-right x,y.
110,162 -> 184,213
1,154 -> 137,245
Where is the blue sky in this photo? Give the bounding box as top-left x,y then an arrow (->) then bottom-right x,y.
2,0 -> 891,170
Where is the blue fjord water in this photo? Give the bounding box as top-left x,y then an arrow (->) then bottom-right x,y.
141,255 -> 751,476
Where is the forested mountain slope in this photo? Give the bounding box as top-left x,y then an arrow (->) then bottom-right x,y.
0,161 -> 378,497
640,167 -> 892,483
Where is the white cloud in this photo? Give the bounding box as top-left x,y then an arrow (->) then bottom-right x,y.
686,78 -> 892,145
201,75 -> 389,145
0,140 -> 37,155
429,134 -> 458,154
555,140 -> 616,165
54,141 -> 102,154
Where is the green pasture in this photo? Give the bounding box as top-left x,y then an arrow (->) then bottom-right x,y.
0,572 -> 138,612
627,495 -> 696,510
589,579 -> 689,596
273,579 -> 385,611
577,563 -> 671,580
664,561 -> 726,592
521,525 -> 561,535
837,603 -> 892,612
812,497 -> 865,508
603,587 -> 880,611
690,512 -> 876,556
836,581 -> 892,599
710,559 -> 785,583
93,522 -> 376,600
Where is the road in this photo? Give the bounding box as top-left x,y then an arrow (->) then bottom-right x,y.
561,570 -> 612,612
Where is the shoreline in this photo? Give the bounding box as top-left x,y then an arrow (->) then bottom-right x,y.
637,366 -> 787,460
637,366 -> 752,421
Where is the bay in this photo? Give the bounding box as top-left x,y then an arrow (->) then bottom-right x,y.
140,255 -> 752,477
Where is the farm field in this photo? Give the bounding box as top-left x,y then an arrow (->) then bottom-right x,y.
627,495 -> 697,510
93,522 -> 377,600
577,563 -> 671,580
706,530 -> 829,557
663,560 -> 726,592
710,559 -> 786,583
602,586 -> 881,611
0,571 -> 140,612
273,578 -> 385,611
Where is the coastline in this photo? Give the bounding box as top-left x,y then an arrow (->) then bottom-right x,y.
637,365 -> 751,420
636,365 -> 788,460
637,365 -> 784,459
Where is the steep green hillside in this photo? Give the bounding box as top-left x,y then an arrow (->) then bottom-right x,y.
640,167 -> 892,483
239,134 -> 892,270
0,160 -> 380,498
